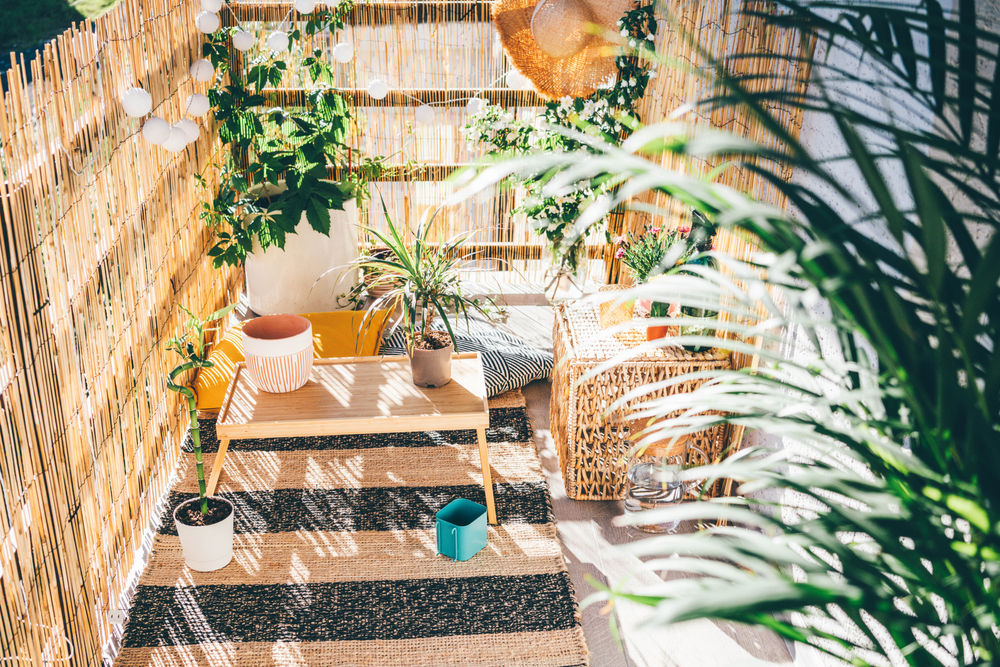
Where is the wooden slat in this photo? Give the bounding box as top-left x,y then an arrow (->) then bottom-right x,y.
224,1 -> 491,25
265,87 -> 545,108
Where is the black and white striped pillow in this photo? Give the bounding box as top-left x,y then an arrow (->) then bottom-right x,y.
379,317 -> 552,396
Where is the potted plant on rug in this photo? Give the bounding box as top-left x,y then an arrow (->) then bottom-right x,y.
166,303 -> 236,572
615,224 -> 691,340
352,203 -> 498,388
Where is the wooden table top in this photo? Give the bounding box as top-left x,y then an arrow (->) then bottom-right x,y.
216,353 -> 490,440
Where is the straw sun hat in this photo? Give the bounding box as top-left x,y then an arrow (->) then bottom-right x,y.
493,0 -> 637,100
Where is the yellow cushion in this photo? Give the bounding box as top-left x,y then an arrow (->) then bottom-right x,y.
194,310 -> 391,411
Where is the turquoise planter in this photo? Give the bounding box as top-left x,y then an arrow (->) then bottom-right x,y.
436,499 -> 487,561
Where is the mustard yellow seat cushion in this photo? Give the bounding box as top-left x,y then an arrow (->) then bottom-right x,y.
194,310 -> 391,411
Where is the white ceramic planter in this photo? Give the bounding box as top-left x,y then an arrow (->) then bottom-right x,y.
242,314 -> 314,393
173,497 -> 235,572
245,183 -> 359,315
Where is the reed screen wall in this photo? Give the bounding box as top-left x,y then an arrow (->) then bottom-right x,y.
0,1 -> 238,664
0,0 -> 811,665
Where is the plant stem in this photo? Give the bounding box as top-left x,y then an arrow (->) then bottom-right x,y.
168,362 -> 211,515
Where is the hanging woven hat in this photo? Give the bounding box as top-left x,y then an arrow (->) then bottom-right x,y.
492,0 -> 636,100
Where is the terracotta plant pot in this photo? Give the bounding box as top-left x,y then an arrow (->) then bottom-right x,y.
173,497 -> 235,572
646,325 -> 670,341
409,343 -> 454,388
646,301 -> 674,341
242,314 -> 313,393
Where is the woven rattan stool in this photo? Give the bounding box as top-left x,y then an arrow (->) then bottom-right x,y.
551,292 -> 734,500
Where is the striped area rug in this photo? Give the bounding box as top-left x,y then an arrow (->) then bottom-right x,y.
114,391 -> 589,666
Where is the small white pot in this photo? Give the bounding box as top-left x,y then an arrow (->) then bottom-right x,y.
242,314 -> 314,393
245,183 -> 359,315
173,497 -> 235,572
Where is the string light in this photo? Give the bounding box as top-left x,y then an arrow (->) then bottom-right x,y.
175,119 -> 201,144
505,70 -> 528,90
162,126 -> 189,153
201,0 -> 222,11
367,79 -> 389,100
195,11 -> 220,34
142,116 -> 171,145
190,59 -> 214,82
466,97 -> 484,114
267,31 -> 289,53
120,87 -> 152,117
414,104 -> 435,124
332,42 -> 353,63
186,93 -> 211,117
232,30 -> 254,51
137,12 -> 534,154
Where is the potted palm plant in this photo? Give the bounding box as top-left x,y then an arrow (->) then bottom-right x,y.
166,303 -> 236,572
353,203 -> 498,388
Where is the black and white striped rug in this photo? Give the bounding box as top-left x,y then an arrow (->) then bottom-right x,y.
114,392 -> 589,666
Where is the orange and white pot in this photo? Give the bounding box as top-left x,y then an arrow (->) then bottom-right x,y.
241,314 -> 313,393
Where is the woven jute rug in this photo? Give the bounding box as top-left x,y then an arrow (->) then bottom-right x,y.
114,391 -> 589,666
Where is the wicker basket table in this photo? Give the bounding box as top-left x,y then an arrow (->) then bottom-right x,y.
551,295 -> 734,500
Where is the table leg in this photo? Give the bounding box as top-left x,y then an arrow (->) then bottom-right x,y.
476,427 -> 497,525
207,437 -> 229,497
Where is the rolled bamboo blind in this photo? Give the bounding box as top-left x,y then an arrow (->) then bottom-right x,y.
0,0 -> 811,664
0,0 -> 238,663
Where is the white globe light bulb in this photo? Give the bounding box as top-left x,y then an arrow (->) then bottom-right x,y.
267,31 -> 288,53
506,70 -> 527,90
185,93 -> 211,117
162,127 -> 189,153
368,79 -> 389,100
175,119 -> 200,144
201,0 -> 222,11
195,11 -> 220,34
332,42 -> 353,64
294,0 -> 317,13
120,87 -> 152,117
414,104 -> 434,124
232,29 -> 254,52
466,97 -> 484,114
142,116 -> 171,145
190,59 -> 214,82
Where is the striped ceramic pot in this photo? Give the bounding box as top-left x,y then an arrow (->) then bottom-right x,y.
241,314 -> 313,393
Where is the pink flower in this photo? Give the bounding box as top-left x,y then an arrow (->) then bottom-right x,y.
613,234 -> 625,245
649,226 -> 661,235
615,248 -> 625,259
678,225 -> 691,234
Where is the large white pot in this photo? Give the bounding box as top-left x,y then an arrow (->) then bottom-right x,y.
173,497 -> 234,572
245,183 -> 359,315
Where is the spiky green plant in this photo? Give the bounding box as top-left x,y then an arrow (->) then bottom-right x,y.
351,199 -> 499,351
451,0 -> 1000,663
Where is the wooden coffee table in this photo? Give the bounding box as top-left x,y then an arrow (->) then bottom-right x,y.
210,352 -> 497,524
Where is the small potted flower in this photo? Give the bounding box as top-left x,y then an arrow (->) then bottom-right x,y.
615,224 -> 691,340
351,202 -> 498,387
166,303 -> 236,572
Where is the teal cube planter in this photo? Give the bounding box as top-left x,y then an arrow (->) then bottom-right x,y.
436,499 -> 487,561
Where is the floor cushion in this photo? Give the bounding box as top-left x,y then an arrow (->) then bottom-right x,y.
194,310 -> 391,411
379,317 -> 553,396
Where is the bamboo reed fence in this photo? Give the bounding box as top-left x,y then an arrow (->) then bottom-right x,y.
0,0 -> 811,665
0,1 -> 239,664
223,0 -> 811,286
